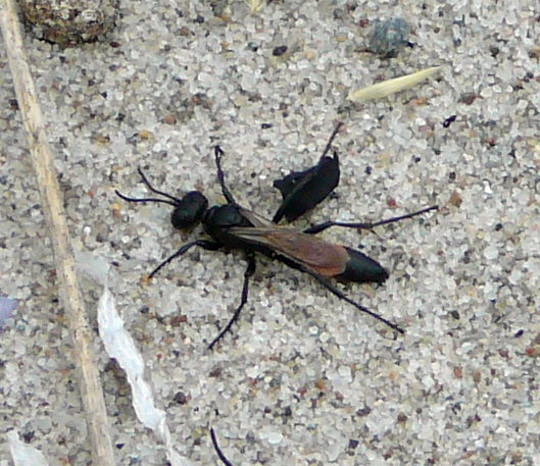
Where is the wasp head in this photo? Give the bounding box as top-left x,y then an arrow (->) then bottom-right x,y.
170,191 -> 209,229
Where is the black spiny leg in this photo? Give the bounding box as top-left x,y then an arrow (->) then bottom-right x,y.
214,146 -> 237,205
304,205 -> 438,234
149,240 -> 222,278
208,255 -> 256,350
304,269 -> 404,334
319,121 -> 344,159
210,427 -> 233,466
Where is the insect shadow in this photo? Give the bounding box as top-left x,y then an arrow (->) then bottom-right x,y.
115,124 -> 438,349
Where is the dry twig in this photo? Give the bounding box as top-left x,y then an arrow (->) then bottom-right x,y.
0,1 -> 115,464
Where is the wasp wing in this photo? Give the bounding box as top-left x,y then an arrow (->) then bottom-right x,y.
236,207 -> 274,228
272,153 -> 340,223
229,226 -> 348,277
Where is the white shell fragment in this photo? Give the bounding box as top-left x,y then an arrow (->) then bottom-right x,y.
97,285 -> 192,466
7,430 -> 49,466
347,66 -> 441,102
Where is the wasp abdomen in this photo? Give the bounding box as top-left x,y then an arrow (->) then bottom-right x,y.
336,247 -> 389,284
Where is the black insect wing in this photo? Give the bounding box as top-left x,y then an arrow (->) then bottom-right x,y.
272,152 -> 340,223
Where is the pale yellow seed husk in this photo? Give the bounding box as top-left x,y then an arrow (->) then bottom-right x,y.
347,66 -> 441,102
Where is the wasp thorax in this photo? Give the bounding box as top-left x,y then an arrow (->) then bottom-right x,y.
170,191 -> 208,229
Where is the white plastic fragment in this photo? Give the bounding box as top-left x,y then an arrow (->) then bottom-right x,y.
7,430 -> 49,466
97,284 -> 192,466
347,66 -> 441,102
0,295 -> 18,329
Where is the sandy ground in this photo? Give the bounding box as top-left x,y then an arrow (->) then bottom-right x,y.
1,1 -> 539,465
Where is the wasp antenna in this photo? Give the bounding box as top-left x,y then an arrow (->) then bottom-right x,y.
136,167 -> 183,203
114,190 -> 178,206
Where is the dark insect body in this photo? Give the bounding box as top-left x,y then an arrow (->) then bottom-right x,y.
115,124 -> 438,349
442,115 -> 457,128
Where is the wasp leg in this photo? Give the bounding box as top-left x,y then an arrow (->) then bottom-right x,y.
149,240 -> 222,279
214,146 -> 237,205
319,121 -> 344,159
302,267 -> 404,334
208,254 -> 256,350
210,427 -> 233,466
303,205 -> 438,234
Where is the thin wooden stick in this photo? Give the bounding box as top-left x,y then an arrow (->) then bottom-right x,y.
0,2 -> 115,464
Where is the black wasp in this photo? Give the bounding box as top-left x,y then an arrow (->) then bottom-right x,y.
116,123 -> 438,349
